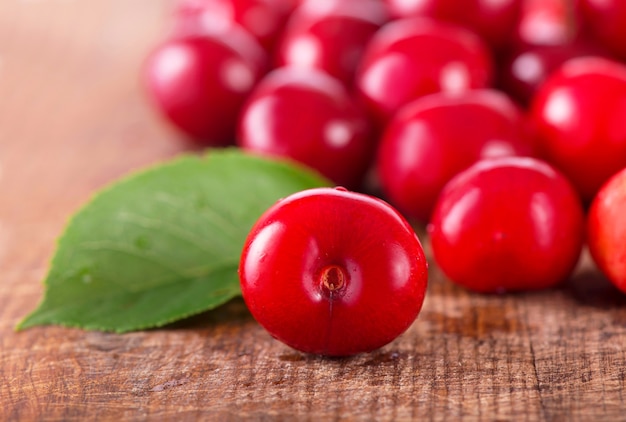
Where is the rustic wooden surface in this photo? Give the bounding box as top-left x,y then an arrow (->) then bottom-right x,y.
1,1 -> 626,420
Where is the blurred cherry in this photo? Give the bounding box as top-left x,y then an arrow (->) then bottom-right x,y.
579,0 -> 626,60
498,40 -> 602,106
385,0 -> 521,50
356,17 -> 493,125
377,89 -> 535,222
516,0 -> 578,47
276,0 -> 388,86
175,0 -> 291,52
238,67 -> 375,188
144,32 -> 266,146
531,57 -> 626,202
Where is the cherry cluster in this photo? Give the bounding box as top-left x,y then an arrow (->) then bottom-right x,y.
144,0 -> 626,355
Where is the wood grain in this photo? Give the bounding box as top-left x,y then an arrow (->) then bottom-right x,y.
1,1 -> 626,420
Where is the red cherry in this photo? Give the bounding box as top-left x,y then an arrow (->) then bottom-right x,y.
238,67 -> 375,188
385,0 -> 521,50
276,0 -> 388,86
377,90 -> 535,223
498,41 -> 602,106
239,187 -> 428,356
144,33 -> 266,146
169,19 -> 269,73
588,167 -> 626,293
355,18 -> 493,124
175,0 -> 290,52
429,157 -> 584,293
516,0 -> 578,47
530,57 -> 626,203
579,0 -> 626,60
278,0 -> 300,11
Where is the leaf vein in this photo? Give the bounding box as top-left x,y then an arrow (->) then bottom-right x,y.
153,192 -> 243,240
115,211 -> 236,255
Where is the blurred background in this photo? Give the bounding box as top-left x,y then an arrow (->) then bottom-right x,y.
0,0 -> 185,284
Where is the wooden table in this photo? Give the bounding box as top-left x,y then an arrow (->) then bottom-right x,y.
1,1 -> 625,420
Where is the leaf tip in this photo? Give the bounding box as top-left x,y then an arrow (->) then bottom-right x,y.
15,313 -> 39,332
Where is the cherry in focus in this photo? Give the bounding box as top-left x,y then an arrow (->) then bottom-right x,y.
429,157 -> 584,294
239,187 -> 429,356
377,89 -> 535,223
238,67 -> 375,189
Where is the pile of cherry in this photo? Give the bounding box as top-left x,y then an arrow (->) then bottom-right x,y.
144,0 -> 626,295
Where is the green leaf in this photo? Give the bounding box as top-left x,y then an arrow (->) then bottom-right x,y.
18,149 -> 330,333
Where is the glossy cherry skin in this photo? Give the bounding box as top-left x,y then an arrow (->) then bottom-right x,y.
588,167 -> 626,293
276,0 -> 388,86
579,0 -> 626,60
175,0 -> 290,52
238,67 -> 375,188
385,0 -> 521,50
239,187 -> 429,356
498,41 -> 602,106
355,18 -> 493,124
429,157 -> 584,293
516,0 -> 577,47
144,33 -> 265,146
530,57 -> 626,203
377,90 -> 535,223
